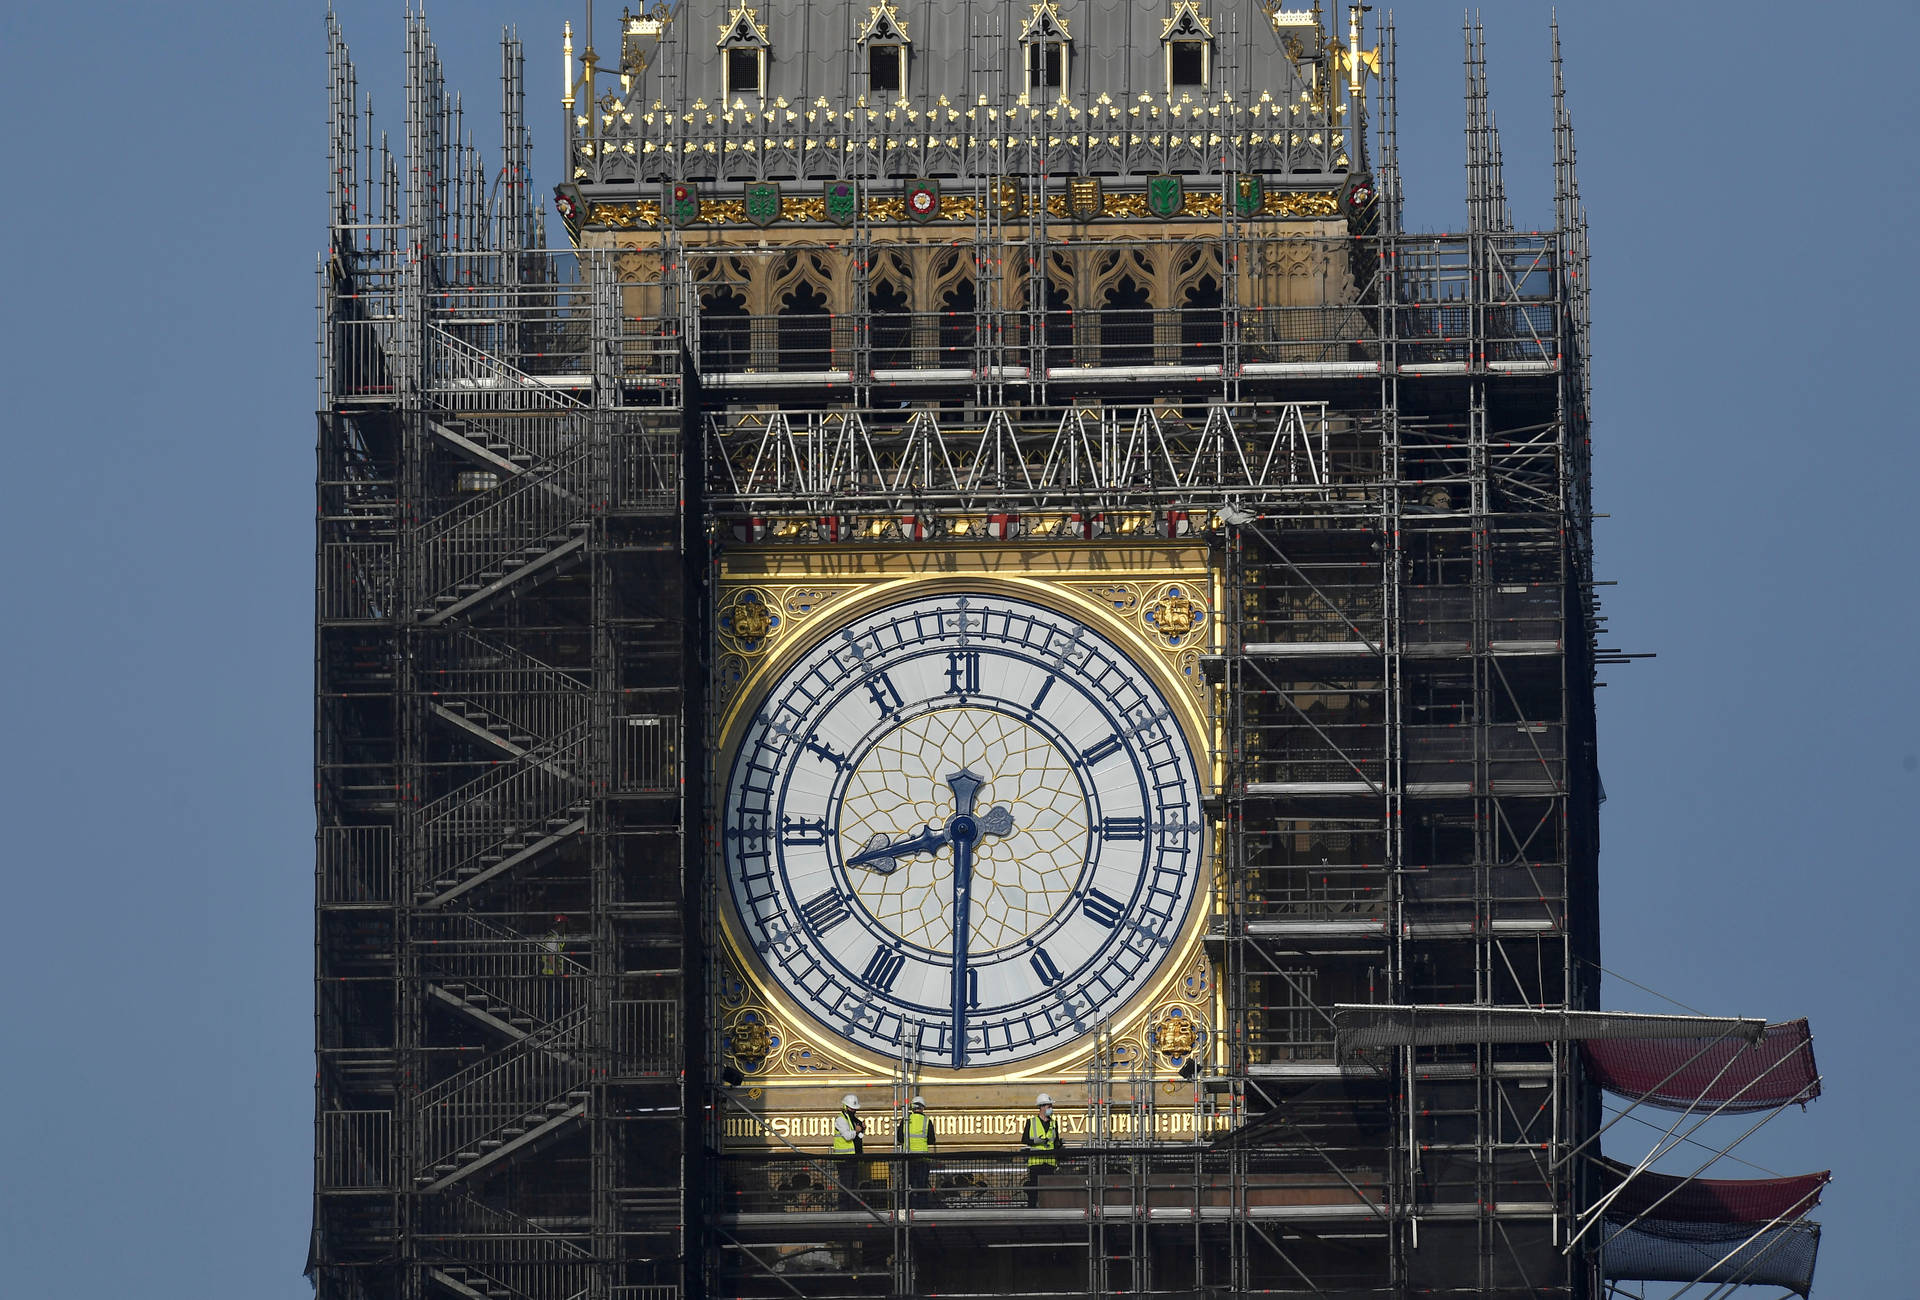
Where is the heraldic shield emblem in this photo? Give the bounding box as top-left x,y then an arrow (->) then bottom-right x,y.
1147,174 -> 1185,219
1234,174 -> 1265,218
670,181 -> 700,228
905,178 -> 941,222
1067,176 -> 1103,221
823,179 -> 857,227
745,181 -> 782,228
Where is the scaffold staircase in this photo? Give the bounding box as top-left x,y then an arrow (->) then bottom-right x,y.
427,629 -> 590,766
412,722 -> 588,906
422,913 -> 590,1043
413,1005 -> 592,1192
424,1193 -> 596,1300
412,455 -> 593,626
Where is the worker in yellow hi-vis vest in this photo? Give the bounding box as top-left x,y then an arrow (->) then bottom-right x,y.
894,1095 -> 937,1203
1019,1093 -> 1065,1207
831,1094 -> 865,1210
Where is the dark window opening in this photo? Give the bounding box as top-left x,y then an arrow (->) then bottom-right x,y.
698,288 -> 748,373
868,45 -> 901,92
1170,42 -> 1205,88
870,281 -> 910,370
1181,274 -> 1223,363
1044,277 -> 1073,369
727,48 -> 761,94
1028,42 -> 1063,90
1101,276 -> 1153,366
779,282 -> 830,371
938,279 -> 977,362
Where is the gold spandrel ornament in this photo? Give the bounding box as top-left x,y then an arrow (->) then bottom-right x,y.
1145,582 -> 1208,649
718,588 -> 780,654
724,1008 -> 780,1073
716,652 -> 749,708
1148,998 -> 1213,1070
781,1040 -> 846,1074
1154,1008 -> 1199,1058
780,586 -> 842,618
1180,952 -> 1213,1001
1085,583 -> 1141,615
1176,647 -> 1203,693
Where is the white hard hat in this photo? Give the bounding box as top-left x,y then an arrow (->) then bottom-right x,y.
911,1095 -> 926,1108
842,1094 -> 860,1110
1036,1092 -> 1054,1107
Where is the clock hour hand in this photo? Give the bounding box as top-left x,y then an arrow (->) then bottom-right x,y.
846,824 -> 950,875
946,768 -> 985,816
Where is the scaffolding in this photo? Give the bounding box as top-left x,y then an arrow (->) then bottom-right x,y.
313,8 -> 1823,1300
315,13 -> 691,1300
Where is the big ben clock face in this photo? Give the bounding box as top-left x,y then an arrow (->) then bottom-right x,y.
722,590 -> 1206,1070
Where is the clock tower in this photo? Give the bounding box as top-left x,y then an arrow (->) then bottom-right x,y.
312,7 -> 1821,1300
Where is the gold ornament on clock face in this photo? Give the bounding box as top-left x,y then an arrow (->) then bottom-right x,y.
722,590 -> 1206,1071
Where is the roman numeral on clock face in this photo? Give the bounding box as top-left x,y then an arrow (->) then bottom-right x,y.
946,650 -> 980,696
864,671 -> 904,717
1101,816 -> 1147,841
1082,887 -> 1127,929
800,889 -> 852,934
1080,733 -> 1124,766
860,947 -> 906,992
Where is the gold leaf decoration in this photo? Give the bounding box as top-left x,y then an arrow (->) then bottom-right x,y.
585,201 -> 663,229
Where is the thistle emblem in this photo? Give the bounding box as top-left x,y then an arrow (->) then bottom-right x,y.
823,179 -> 857,226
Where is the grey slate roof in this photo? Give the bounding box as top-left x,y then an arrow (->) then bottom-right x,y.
570,1 -> 1366,189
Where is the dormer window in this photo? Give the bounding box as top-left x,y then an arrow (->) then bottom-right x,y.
1028,41 -> 1065,90
856,4 -> 910,97
1163,4 -> 1213,93
717,5 -> 770,100
727,48 -> 762,94
1020,2 -> 1072,97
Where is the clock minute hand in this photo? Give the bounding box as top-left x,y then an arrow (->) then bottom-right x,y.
942,768 -> 1019,1069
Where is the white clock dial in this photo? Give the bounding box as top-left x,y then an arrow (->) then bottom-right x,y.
722,591 -> 1206,1070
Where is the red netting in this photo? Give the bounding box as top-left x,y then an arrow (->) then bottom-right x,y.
1597,1158 -> 1828,1224
1582,1018 -> 1818,1112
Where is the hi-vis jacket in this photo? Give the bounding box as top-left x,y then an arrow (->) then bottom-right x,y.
832,1110 -> 864,1155
897,1111 -> 936,1153
1021,1114 -> 1062,1167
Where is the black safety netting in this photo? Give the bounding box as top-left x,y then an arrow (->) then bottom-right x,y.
1583,1019 -> 1819,1113
1596,1158 -> 1828,1224
1602,1216 -> 1820,1296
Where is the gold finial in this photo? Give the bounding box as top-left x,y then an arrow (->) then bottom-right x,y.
1339,5 -> 1380,100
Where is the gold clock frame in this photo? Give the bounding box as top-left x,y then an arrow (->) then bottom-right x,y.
711,542 -> 1225,1090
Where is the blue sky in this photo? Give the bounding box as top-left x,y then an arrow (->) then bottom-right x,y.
0,2 -> 1910,1295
